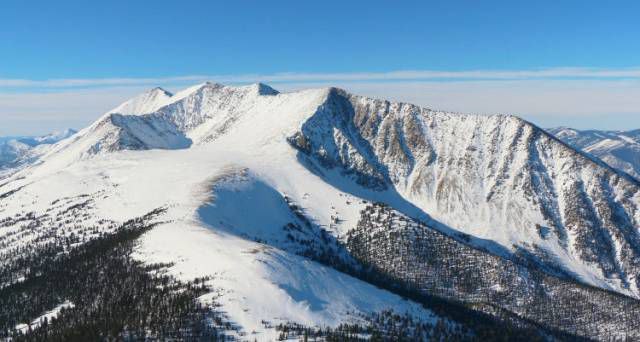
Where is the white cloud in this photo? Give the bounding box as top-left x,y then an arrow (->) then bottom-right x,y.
2,67 -> 640,89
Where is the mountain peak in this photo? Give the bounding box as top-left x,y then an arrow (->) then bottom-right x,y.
195,81 -> 224,91
108,86 -> 173,116
251,82 -> 279,96
550,125 -> 640,180
150,87 -> 172,96
166,82 -> 224,103
201,81 -> 223,88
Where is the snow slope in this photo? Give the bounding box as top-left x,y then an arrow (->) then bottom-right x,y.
3,82 -> 640,338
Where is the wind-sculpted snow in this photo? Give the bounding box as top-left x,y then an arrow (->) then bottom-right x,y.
290,87 -> 640,297
198,168 -> 356,269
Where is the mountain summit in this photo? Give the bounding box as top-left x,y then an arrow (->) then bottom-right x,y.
107,87 -> 173,115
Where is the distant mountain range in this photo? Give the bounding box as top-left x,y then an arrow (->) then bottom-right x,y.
0,129 -> 76,174
1,83 -> 640,340
547,127 -> 640,180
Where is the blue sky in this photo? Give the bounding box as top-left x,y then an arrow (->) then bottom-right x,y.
1,0 -> 640,135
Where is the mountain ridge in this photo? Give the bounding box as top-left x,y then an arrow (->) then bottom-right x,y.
13,83 -> 640,296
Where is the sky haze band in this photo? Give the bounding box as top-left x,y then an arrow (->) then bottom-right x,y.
3,67 -> 640,90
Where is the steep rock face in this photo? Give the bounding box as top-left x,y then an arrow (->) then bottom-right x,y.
548,127 -> 640,180
290,88 -> 640,295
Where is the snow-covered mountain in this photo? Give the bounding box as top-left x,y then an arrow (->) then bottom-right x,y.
0,129 -> 76,175
289,88 -> 640,295
548,127 -> 640,180
2,82 -> 640,340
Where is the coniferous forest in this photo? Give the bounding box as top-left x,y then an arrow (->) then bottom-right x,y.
0,208 -> 229,340
0,202 -> 575,341
1,194 -> 638,340
344,203 -> 640,340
